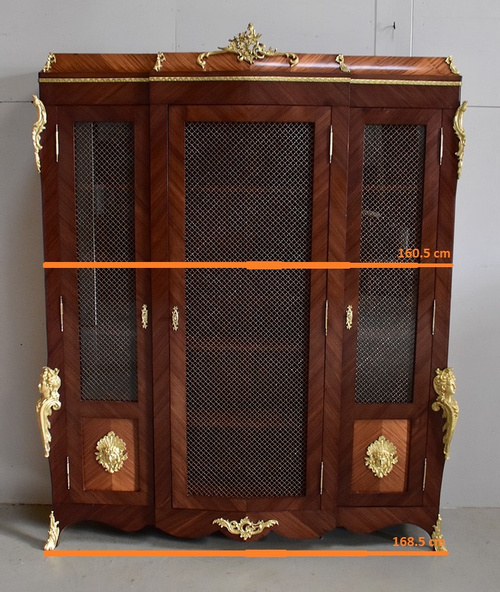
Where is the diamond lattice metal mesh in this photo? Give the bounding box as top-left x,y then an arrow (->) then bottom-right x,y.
184,121 -> 314,498
185,121 -> 314,261
74,122 -> 138,402
355,124 -> 425,405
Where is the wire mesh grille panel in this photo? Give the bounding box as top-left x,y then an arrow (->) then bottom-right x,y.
185,121 -> 314,261
185,269 -> 310,498
184,120 -> 314,498
355,124 -> 425,405
74,122 -> 138,402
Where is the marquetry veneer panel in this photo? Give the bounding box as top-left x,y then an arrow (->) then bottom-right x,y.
82,418 -> 138,492
351,419 -> 409,493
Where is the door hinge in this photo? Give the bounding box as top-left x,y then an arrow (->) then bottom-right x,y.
431,299 -> 436,336
59,296 -> 64,332
141,304 -> 148,329
439,127 -> 443,166
346,304 -> 353,330
172,306 -> 179,331
422,457 -> 427,491
324,300 -> 329,336
319,461 -> 324,495
66,456 -> 71,490
329,125 -> 333,164
55,123 -> 59,163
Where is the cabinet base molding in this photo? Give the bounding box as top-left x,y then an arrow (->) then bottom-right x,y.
337,506 -> 441,540
44,504 -> 446,549
47,504 -> 155,544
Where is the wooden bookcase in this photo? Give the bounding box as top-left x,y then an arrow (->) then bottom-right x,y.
33,29 -> 464,549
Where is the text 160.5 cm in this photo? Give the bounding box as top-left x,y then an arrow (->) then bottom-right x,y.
398,248 -> 451,260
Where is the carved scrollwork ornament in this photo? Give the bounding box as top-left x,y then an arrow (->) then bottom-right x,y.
44,511 -> 60,551
445,55 -> 461,75
365,435 -> 398,478
42,52 -> 56,73
36,366 -> 62,458
432,367 -> 459,460
336,54 -> 350,73
95,431 -> 128,473
431,514 -> 447,552
197,23 -> 299,70
32,95 -> 47,174
453,101 -> 468,179
154,52 -> 166,71
213,516 -> 279,540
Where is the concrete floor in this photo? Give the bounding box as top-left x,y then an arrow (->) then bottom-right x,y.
1,505 -> 498,591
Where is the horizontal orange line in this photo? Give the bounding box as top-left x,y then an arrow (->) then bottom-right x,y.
43,261 -> 453,270
44,549 -> 448,558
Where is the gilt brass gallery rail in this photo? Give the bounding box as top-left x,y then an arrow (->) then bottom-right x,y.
39,76 -> 461,86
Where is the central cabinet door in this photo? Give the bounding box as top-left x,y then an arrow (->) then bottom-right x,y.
168,106 -> 330,511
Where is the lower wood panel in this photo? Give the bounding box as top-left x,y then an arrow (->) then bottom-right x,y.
53,503 -> 154,534
338,506 -> 440,539
351,419 -> 409,493
82,418 -> 138,492
155,509 -> 337,540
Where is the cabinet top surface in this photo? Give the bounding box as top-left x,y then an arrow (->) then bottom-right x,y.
38,52 -> 461,85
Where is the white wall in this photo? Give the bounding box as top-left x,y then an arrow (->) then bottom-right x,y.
0,0 -> 498,507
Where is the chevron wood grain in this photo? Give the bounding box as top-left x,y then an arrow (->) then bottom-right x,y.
82,418 -> 138,492
351,420 -> 409,493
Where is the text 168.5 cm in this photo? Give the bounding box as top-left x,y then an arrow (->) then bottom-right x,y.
393,536 -> 446,547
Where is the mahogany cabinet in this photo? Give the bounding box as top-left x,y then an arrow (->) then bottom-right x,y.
33,28 -> 464,549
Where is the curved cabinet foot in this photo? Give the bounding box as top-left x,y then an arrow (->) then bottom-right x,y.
44,511 -> 60,551
431,514 -> 447,552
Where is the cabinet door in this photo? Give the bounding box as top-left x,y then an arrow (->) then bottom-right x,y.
166,105 -> 331,512
56,107 -> 152,506
340,109 -> 441,506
